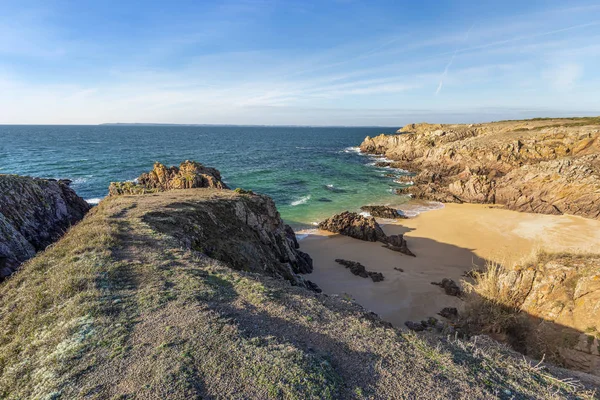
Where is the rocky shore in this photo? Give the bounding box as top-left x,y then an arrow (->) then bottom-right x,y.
360,117 -> 600,219
2,160 -> 600,398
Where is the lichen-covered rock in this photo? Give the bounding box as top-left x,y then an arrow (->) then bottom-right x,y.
142,190 -> 317,291
109,160 -> 228,195
360,205 -> 407,219
318,211 -> 386,242
360,118 -> 600,219
0,175 -> 90,280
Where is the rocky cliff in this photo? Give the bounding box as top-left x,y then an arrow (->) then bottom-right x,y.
464,253 -> 600,376
360,118 -> 600,219
0,175 -> 90,280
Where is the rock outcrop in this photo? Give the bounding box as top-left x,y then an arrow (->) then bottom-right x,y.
465,254 -> 600,376
360,205 -> 407,219
334,259 -> 384,282
318,211 -> 415,256
318,211 -> 387,242
0,175 -> 90,280
360,117 -> 600,219
109,160 -> 228,195
142,188 -> 316,291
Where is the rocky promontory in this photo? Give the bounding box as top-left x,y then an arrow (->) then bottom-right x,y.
0,175 -> 90,280
109,160 -> 228,195
360,117 -> 600,219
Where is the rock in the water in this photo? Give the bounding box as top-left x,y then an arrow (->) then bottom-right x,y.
318,211 -> 386,242
334,259 -> 385,282
360,205 -> 407,219
0,175 -> 90,280
431,278 -> 462,297
382,234 -> 415,257
109,160 -> 228,195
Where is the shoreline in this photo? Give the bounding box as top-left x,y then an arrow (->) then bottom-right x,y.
299,202 -> 600,327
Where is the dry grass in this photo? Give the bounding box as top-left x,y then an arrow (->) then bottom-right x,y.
1,190 -> 598,399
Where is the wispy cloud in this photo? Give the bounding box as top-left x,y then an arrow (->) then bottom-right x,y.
435,24 -> 474,95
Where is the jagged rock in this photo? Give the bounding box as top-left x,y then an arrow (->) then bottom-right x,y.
431,278 -> 462,297
285,224 -> 300,249
334,259 -> 385,282
142,188 -> 316,291
382,234 -> 415,257
318,211 -> 386,242
109,160 -> 228,195
360,118 -> 600,219
360,205 -> 407,219
319,211 -> 415,256
0,175 -> 90,280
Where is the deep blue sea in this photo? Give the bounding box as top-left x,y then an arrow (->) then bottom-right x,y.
0,125 -> 415,228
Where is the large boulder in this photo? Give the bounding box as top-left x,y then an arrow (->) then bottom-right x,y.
360,205 -> 407,219
318,211 -> 386,242
0,175 -> 90,280
109,160 -> 228,195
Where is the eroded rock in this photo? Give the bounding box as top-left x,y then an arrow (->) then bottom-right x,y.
109,160 -> 228,195
318,211 -> 386,242
431,278 -> 462,297
360,205 -> 407,219
0,175 -> 90,280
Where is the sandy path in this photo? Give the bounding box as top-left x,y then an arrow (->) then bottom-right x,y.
300,203 -> 600,327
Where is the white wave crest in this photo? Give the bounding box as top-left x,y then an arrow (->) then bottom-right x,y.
290,195 -> 311,206
85,198 -> 102,205
342,146 -> 361,154
398,202 -> 445,218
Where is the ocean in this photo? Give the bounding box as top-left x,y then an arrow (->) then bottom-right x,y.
0,125 -> 417,228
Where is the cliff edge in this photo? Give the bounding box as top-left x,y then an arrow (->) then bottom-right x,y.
0,175 -> 90,280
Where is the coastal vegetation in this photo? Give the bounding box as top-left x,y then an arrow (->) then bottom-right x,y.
1,159 -> 599,398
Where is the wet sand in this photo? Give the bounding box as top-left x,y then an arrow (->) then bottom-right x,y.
300,203 -> 600,327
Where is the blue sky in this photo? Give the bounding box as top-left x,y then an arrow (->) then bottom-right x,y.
1,0 -> 599,125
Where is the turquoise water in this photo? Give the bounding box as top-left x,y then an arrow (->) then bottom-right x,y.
0,125 -> 412,228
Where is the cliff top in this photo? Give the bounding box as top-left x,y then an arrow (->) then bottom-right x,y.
1,188 -> 597,399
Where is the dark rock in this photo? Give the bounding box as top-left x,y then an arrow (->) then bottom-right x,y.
109,160 -> 228,195
318,212 -> 386,242
334,259 -> 385,282
431,279 -> 462,297
284,224 -> 300,249
316,197 -> 332,202
382,234 -> 416,257
360,205 -> 407,219
405,321 -> 425,331
0,175 -> 90,281
142,189 -> 315,290
438,307 -> 459,320
394,267 -> 404,272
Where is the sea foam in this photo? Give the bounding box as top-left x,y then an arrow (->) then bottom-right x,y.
290,195 -> 311,206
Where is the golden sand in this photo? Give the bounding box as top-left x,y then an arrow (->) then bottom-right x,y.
299,203 -> 600,326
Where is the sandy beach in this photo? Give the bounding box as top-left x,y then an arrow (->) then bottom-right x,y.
300,203 -> 600,327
